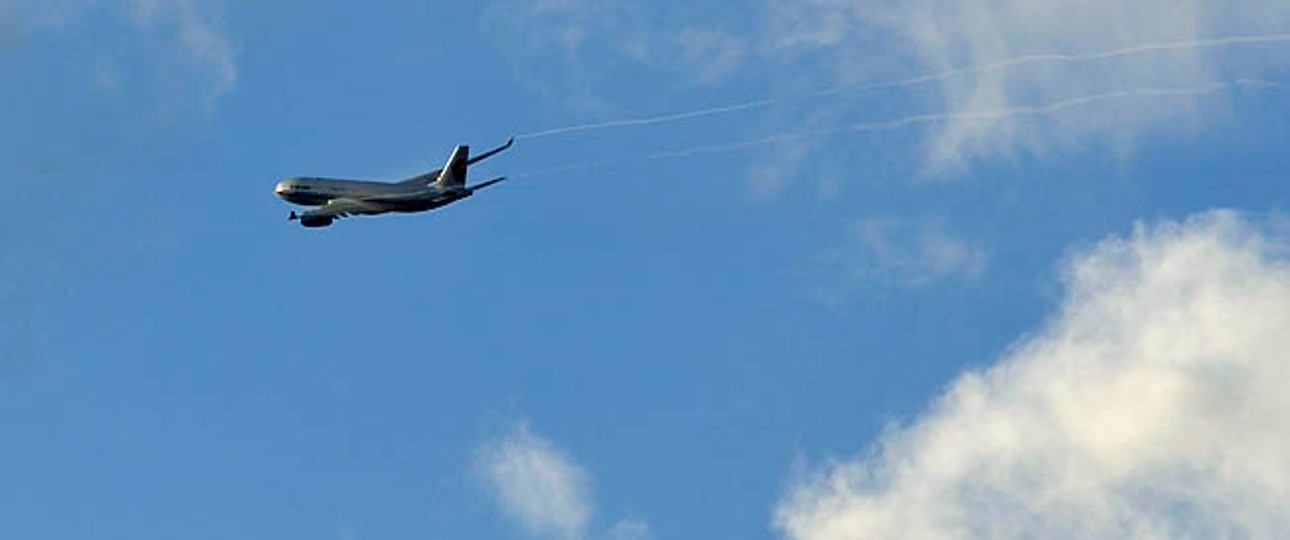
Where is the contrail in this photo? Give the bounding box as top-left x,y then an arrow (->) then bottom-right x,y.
515,33 -> 1290,140
512,79 -> 1276,178
517,99 -> 777,139
647,80 -> 1276,160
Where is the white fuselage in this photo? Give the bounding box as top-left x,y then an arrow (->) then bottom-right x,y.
273,177 -> 468,213
274,138 -> 512,227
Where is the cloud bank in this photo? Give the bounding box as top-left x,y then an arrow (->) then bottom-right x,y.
776,209 -> 1290,539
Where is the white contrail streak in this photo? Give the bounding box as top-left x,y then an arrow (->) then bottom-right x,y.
517,99 -> 777,139
647,80 -> 1274,160
512,80 -> 1276,178
515,33 -> 1290,140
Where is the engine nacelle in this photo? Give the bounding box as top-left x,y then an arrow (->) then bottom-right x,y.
299,215 -> 334,228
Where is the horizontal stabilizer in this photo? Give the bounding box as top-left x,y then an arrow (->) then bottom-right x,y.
467,176 -> 507,192
397,137 -> 514,186
466,137 -> 514,166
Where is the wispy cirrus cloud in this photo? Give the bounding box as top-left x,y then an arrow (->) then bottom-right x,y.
770,0 -> 1290,171
4,0 -> 237,109
605,519 -> 652,540
777,209 -> 1290,539
848,215 -> 988,285
128,0 -> 238,108
482,2 -> 756,111
491,0 -> 1290,177
806,215 -> 988,299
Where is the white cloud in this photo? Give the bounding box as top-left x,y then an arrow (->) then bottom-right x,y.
776,210 -> 1290,539
478,423 -> 594,540
477,423 -> 655,540
772,0 -> 1290,171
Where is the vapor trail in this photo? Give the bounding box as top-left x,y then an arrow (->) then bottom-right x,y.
512,79 -> 1275,178
517,99 -> 777,139
515,33 -> 1290,140
647,80 -> 1274,160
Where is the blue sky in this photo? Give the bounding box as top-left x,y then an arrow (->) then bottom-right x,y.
2,2 -> 1288,540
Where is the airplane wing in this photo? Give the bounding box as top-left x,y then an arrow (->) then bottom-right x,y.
304,197 -> 385,219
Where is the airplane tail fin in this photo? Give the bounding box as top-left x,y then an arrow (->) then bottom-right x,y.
434,145 -> 470,188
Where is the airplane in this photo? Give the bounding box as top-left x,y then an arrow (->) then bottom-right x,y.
274,137 -> 514,227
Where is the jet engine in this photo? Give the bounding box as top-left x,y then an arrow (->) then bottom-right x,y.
289,211 -> 333,228
299,215 -> 334,228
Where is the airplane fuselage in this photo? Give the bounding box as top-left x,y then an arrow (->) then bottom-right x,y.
274,138 -> 513,227
274,177 -> 471,212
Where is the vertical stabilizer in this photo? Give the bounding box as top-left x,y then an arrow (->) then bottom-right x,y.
434,145 -> 470,188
